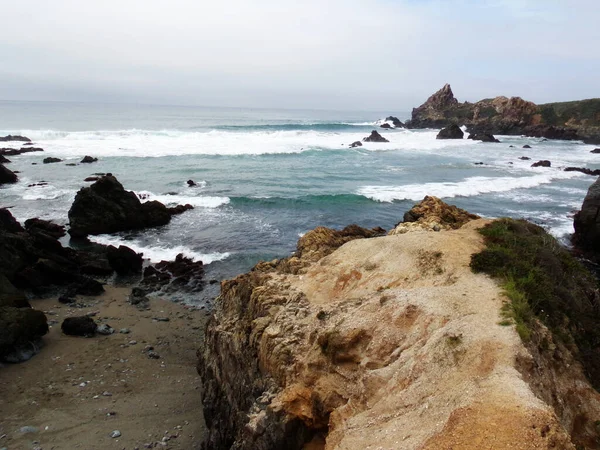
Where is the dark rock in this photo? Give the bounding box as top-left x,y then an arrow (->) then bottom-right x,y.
362,130 -> 389,143
24,218 -> 66,239
187,180 -> 197,187
0,135 -> 31,142
385,116 -> 404,128
531,160 -> 551,168
519,156 -> 531,160
509,145 -> 515,148
141,253 -> 204,293
58,294 -> 76,304
84,177 -> 99,182
349,141 -> 362,148
168,204 -> 194,215
61,316 -> 97,336
65,163 -> 77,166
107,245 -> 143,275
591,149 -> 600,154
436,124 -> 463,140
0,155 -> 10,163
0,147 -> 43,156
468,133 -> 500,143
564,167 -> 600,176
43,157 -> 62,164
574,178 -> 600,258
0,164 -> 18,184
68,175 -> 171,237
80,156 -> 98,164
0,208 -> 24,233
473,162 -> 485,165
73,277 -> 104,296
0,306 -> 48,361
28,182 -> 48,187
380,123 -> 392,129
523,145 -> 532,149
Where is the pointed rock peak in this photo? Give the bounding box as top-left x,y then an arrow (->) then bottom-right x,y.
425,83 -> 458,109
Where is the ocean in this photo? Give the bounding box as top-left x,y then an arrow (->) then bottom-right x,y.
0,100 -> 597,305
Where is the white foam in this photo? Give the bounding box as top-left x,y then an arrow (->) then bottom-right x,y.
22,186 -> 75,201
136,191 -> 230,208
358,171 -> 582,202
88,235 -> 230,264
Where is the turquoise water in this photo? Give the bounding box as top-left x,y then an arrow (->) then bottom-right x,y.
0,101 -> 597,304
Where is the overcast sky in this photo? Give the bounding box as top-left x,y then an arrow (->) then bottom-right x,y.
0,0 -> 598,111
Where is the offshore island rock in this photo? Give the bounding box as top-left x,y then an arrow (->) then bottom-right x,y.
362,130 -> 389,143
68,175 -> 172,237
80,156 -> 98,163
436,124 -> 464,139
0,135 -> 31,142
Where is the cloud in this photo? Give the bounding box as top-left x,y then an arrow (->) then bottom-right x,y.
0,0 -> 598,109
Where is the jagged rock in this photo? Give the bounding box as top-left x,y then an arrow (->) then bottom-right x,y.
564,167 -> 600,176
80,156 -> 98,163
106,245 -> 143,275
0,147 -> 43,156
61,316 -> 97,336
390,196 -> 479,235
591,148 -> 600,154
574,178 -> 600,258
141,254 -> 204,292
0,164 -> 18,184
362,130 -> 389,143
349,141 -> 362,148
168,204 -> 194,215
385,116 -> 404,128
436,124 -> 463,140
531,160 -> 551,168
43,157 -> 62,164
468,133 -> 500,143
0,135 -> 30,142
24,218 -> 66,239
0,155 -> 10,163
68,175 -> 172,237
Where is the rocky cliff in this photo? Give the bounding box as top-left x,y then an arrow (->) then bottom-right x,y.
198,198 -> 600,449
405,84 -> 600,144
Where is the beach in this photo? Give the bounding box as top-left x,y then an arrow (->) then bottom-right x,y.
0,286 -> 207,449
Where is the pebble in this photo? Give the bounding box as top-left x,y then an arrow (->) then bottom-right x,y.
129,340 -> 137,345
79,382 -> 87,387
97,324 -> 115,335
110,430 -> 122,438
148,351 -> 161,360
103,391 -> 112,396
19,426 -> 39,434
119,328 -> 131,334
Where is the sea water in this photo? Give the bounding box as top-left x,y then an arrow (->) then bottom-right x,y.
0,101 -> 597,304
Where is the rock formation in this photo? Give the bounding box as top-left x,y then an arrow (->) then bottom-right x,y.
362,130 -> 389,143
573,177 -> 600,258
68,175 -> 173,237
436,124 -> 464,139
199,198 -> 600,449
405,84 -> 600,143
0,147 -> 43,156
80,155 -> 98,163
0,164 -> 18,184
0,135 -> 31,142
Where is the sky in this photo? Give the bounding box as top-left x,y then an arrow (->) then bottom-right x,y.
0,0 -> 598,111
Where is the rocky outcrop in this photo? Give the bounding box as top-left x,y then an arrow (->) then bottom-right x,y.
80,156 -> 98,163
532,160 -> 551,168
0,147 -> 43,156
106,245 -> 143,275
573,177 -> 600,258
436,124 -> 463,139
564,167 -> 600,176
362,130 -> 389,143
167,204 -> 194,215
468,133 -> 500,143
385,116 -> 404,128
141,253 -> 205,293
43,157 -> 62,164
405,84 -> 600,142
0,135 -> 31,142
199,200 -> 600,449
24,218 -> 66,240
0,164 -> 18,184
68,175 -> 173,237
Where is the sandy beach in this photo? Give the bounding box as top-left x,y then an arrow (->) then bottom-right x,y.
0,286 -> 208,450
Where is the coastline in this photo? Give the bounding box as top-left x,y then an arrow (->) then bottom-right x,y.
0,285 -> 208,450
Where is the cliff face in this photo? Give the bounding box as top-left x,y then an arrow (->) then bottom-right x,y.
198,199 -> 600,449
405,84 -> 600,143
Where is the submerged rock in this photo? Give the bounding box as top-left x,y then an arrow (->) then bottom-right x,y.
168,204 -> 194,215
43,157 -> 62,164
362,130 -> 389,143
468,133 -> 500,143
531,160 -> 551,168
80,155 -> 98,163
349,141 -> 362,148
68,175 -> 172,237
436,124 -> 463,139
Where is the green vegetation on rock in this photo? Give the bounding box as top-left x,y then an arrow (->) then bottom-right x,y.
470,218 -> 600,385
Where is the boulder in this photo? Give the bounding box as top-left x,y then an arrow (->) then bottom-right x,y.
591,149 -> 600,154
523,145 -> 532,149
436,124 -> 463,140
168,204 -> 194,215
468,133 -> 500,143
187,180 -> 197,187
0,135 -> 31,142
363,130 -> 389,143
0,164 -> 18,184
574,177 -> 600,257
0,147 -> 43,156
531,160 -> 551,168
564,167 -> 600,176
24,218 -> 66,239
68,175 -> 172,237
106,245 -> 143,275
80,156 -> 98,163
0,306 -> 48,361
43,157 -> 62,164
349,141 -> 362,148
61,316 -> 97,336
380,123 -> 392,129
